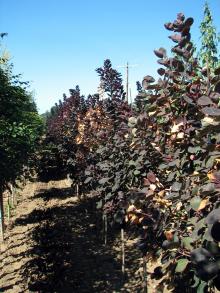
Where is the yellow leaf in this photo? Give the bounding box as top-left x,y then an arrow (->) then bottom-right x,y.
139,217 -> 145,223
127,204 -> 136,213
198,199 -> 208,211
171,122 -> 184,133
130,215 -> 139,224
207,173 -> 215,180
177,132 -> 184,139
192,171 -> 199,176
176,202 -> 182,211
149,111 -> 156,116
158,190 -> 165,197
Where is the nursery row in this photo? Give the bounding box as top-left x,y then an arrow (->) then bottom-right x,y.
40,12 -> 220,292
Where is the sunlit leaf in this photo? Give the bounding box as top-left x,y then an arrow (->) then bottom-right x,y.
197,199 -> 208,211
98,177 -> 109,185
175,259 -> 189,273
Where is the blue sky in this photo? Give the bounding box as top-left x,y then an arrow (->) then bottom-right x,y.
1,0 -> 220,113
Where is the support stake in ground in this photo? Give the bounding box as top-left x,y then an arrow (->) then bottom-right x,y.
0,193 -> 5,241
143,254 -> 148,293
121,228 -> 125,275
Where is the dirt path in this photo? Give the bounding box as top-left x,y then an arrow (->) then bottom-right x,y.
0,180 -> 157,293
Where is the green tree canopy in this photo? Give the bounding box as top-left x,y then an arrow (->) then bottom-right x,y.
0,36 -> 43,191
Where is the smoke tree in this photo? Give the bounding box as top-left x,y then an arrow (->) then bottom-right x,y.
96,59 -> 126,100
42,11 -> 220,291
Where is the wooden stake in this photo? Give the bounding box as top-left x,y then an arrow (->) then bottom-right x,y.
7,191 -> 10,222
102,213 -> 105,241
121,228 -> 125,275
76,183 -> 79,199
104,214 -> 107,245
0,193 -> 4,241
9,184 -> 14,208
102,213 -> 108,245
11,186 -> 17,208
143,255 -> 148,293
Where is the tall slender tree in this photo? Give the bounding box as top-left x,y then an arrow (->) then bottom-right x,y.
198,1 -> 220,72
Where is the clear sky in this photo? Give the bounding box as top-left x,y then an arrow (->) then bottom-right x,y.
1,0 -> 220,113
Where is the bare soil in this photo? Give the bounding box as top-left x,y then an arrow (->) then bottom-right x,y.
0,180 -> 158,293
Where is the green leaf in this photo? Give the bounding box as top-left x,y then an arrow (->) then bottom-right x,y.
191,275 -> 200,288
197,281 -> 208,292
133,169 -> 141,176
192,186 -> 199,196
167,171 -> 175,182
182,237 -> 194,251
188,146 -> 201,154
96,200 -> 103,209
190,196 -> 201,211
175,259 -> 189,273
158,163 -> 167,170
171,181 -> 182,192
128,117 -> 137,127
128,160 -> 136,166
105,193 -> 112,200
98,177 -> 109,185
84,177 -> 92,184
205,156 -> 215,168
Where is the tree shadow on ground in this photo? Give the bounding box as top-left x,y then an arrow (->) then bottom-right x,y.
33,186 -> 75,201
14,188 -> 125,293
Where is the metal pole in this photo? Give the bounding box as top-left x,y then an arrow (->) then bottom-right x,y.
117,63 -> 138,103
126,62 -> 129,102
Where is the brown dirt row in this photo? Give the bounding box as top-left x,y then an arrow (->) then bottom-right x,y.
0,180 -> 158,293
